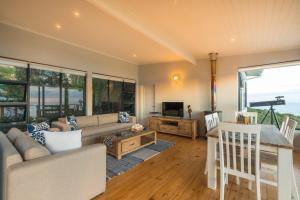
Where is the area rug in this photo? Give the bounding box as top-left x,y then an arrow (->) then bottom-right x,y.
106,139 -> 175,180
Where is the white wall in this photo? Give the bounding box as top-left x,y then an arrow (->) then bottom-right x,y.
0,23 -> 138,116
138,60 -> 211,131
216,49 -> 300,121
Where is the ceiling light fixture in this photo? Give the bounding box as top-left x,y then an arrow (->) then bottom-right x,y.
73,11 -> 80,17
132,54 -> 137,58
55,24 -> 62,30
173,74 -> 180,81
230,38 -> 236,42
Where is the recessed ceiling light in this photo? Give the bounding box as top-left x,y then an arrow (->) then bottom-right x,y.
132,54 -> 137,58
55,24 -> 62,30
230,38 -> 236,42
73,11 -> 80,17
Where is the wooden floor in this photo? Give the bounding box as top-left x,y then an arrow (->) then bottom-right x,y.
93,133 -> 300,200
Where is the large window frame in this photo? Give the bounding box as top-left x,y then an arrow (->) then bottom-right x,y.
0,58 -> 87,132
92,74 -> 136,116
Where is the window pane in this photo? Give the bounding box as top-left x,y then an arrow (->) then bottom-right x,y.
122,82 -> 135,115
0,84 -> 26,102
0,106 -> 26,123
62,73 -> 85,116
93,78 -> 109,114
109,81 -> 122,113
29,68 -> 61,122
243,65 -> 300,129
0,64 -> 27,81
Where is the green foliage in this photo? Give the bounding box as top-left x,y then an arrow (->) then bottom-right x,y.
247,107 -> 300,129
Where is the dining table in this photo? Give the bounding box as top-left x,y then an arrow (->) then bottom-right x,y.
206,124 -> 296,200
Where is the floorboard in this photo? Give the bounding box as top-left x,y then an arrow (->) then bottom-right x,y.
93,133 -> 300,200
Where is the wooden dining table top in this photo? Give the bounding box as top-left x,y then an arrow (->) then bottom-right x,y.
207,124 -> 293,149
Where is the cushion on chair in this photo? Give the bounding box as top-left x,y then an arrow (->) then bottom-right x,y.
66,116 -> 79,131
98,113 -> 118,125
118,112 -> 130,123
7,128 -> 25,143
44,130 -> 82,153
14,135 -> 51,161
27,122 -> 50,145
76,116 -> 98,128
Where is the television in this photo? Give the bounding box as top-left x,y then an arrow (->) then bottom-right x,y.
162,102 -> 184,117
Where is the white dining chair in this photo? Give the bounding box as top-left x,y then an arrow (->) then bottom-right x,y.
218,122 -> 261,200
235,112 -> 258,124
205,114 -> 215,132
284,119 -> 297,144
260,119 -> 299,200
212,112 -> 220,127
280,115 -> 289,135
204,114 -> 217,175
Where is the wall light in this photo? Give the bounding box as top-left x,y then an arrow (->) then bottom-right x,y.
173,74 -> 180,81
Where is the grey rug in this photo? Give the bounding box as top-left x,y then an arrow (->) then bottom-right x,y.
106,139 -> 175,180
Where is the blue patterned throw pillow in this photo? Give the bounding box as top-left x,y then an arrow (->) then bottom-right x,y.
66,116 -> 79,131
27,122 -> 50,145
118,112 -> 130,123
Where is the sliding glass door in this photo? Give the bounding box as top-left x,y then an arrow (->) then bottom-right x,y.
92,76 -> 136,115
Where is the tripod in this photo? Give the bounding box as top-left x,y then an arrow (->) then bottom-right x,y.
261,105 -> 280,128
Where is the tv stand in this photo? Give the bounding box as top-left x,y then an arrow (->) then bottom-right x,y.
148,116 -> 198,140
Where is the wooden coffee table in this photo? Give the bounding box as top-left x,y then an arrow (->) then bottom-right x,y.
100,129 -> 157,160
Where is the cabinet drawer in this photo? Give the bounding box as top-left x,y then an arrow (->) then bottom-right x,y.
179,123 -> 192,131
179,129 -> 192,136
159,125 -> 178,132
122,138 -> 141,153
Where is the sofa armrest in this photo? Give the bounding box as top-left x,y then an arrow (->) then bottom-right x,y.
51,121 -> 70,131
129,116 -> 137,124
7,144 -> 106,200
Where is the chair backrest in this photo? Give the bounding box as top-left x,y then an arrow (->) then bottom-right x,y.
218,122 -> 261,180
284,119 -> 297,144
280,115 -> 289,134
235,112 -> 258,124
212,112 -> 220,126
205,114 -> 215,132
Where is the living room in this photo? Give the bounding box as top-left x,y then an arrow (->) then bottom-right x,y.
1,0 -> 300,200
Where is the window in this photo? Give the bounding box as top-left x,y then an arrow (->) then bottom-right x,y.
93,78 -> 109,114
29,68 -> 61,122
92,76 -> 136,115
0,61 -> 28,132
29,67 -> 86,122
238,63 -> 300,129
62,73 -> 85,116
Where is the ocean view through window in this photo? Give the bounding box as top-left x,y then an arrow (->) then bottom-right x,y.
239,62 -> 300,129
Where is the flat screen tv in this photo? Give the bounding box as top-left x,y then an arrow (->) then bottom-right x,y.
162,102 -> 184,117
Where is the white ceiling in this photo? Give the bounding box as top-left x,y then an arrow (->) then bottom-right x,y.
1,0 -> 300,65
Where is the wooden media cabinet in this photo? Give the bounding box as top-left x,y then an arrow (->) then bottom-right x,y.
148,116 -> 198,140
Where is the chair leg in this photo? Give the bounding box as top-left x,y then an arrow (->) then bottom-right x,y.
292,167 -> 299,200
248,181 -> 252,190
204,159 -> 208,175
220,171 -> 225,200
256,180 -> 261,200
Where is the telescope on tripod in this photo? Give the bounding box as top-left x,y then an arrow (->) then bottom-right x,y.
249,96 -> 285,128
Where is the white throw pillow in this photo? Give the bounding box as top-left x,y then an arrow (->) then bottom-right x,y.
43,130 -> 82,153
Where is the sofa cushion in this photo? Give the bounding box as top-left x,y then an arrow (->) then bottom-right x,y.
14,135 -> 50,161
118,112 -> 130,123
27,122 -> 50,145
66,116 -> 79,131
7,128 -> 25,143
98,113 -> 118,125
83,123 -> 134,137
44,130 -> 82,153
0,133 -> 23,200
58,117 -> 67,123
0,132 -> 23,168
76,115 -> 99,128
